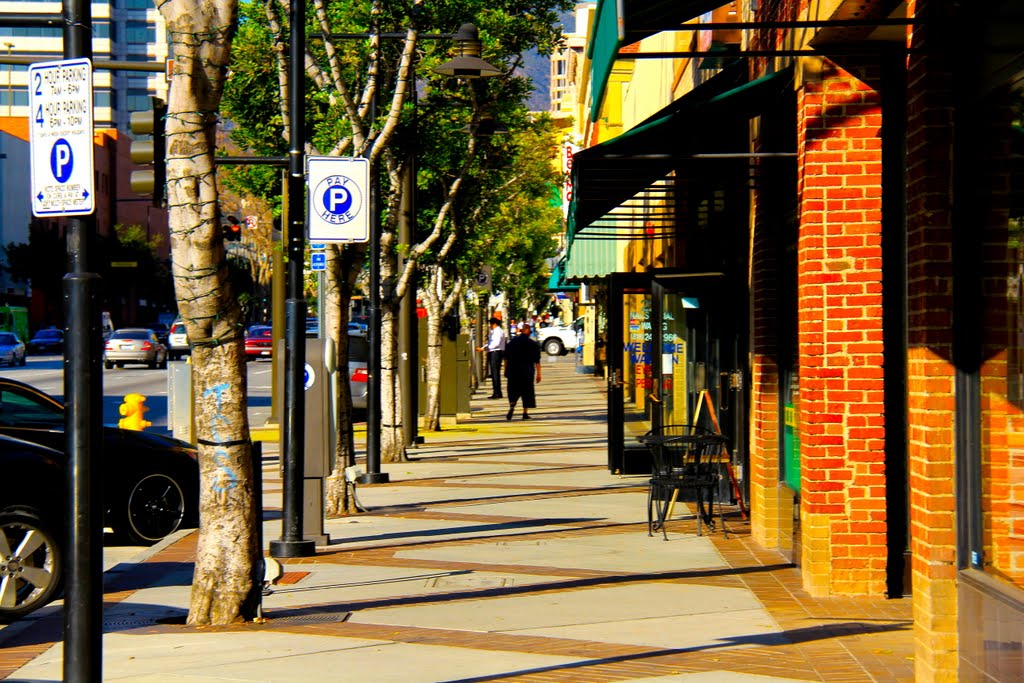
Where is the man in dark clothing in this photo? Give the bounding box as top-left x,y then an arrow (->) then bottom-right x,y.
504,321 -> 542,420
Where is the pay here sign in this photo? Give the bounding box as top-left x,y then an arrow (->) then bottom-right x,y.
307,156 -> 369,243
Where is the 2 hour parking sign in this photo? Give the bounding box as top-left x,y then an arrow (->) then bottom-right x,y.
307,156 -> 369,242
29,58 -> 95,217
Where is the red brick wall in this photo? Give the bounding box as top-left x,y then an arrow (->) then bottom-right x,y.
904,0 -> 959,678
796,59 -> 887,596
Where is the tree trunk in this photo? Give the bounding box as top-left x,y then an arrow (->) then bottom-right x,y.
421,287 -> 445,431
160,0 -> 260,626
324,244 -> 362,516
380,289 -> 406,463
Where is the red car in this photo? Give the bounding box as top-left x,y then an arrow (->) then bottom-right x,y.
244,325 -> 273,360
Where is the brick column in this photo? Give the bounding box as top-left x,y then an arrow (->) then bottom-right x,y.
905,0 -> 959,678
796,59 -> 888,597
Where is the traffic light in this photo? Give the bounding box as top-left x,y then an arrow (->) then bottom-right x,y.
223,215 -> 242,242
118,393 -> 152,431
129,97 -> 167,207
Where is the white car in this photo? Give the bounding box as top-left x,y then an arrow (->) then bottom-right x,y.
167,320 -> 190,360
537,324 -> 578,356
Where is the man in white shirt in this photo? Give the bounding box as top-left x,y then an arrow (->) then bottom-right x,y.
476,317 -> 506,399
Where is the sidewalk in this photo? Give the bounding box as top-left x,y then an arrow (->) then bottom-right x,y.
1,355 -> 915,682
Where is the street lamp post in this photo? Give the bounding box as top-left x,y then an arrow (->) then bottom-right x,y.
269,0 -> 316,558
356,22 -> 499,482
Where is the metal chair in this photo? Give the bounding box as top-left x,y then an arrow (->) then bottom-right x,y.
641,425 -> 729,540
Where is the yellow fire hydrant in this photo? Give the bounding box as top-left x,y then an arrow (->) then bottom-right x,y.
118,393 -> 152,431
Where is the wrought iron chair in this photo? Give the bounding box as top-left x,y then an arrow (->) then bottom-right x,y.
640,425 -> 730,540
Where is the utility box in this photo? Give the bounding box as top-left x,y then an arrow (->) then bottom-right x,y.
418,320 -> 471,420
302,337 -> 332,546
167,361 -> 194,443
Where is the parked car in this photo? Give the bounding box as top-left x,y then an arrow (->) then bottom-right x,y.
0,434 -> 65,621
537,323 -> 579,356
104,328 -> 168,369
0,375 -> 199,543
305,318 -> 319,337
167,320 -> 190,361
244,325 -> 274,360
0,332 -> 26,366
348,333 -> 368,411
27,328 -> 64,355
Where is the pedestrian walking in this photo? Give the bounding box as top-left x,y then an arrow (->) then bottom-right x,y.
504,321 -> 542,420
476,316 -> 506,399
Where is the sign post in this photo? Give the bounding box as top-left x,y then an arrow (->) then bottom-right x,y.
29,58 -> 95,217
29,18 -> 103,681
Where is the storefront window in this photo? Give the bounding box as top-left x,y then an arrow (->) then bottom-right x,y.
980,78 -> 1024,592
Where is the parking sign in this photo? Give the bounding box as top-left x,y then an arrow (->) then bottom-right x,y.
29,58 -> 95,217
307,156 -> 369,242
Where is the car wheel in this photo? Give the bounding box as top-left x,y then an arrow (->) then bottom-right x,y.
543,338 -> 564,356
104,360 -> 114,370
116,362 -> 124,369
0,508 -> 63,622
158,354 -> 168,370
115,471 -> 188,546
19,353 -> 26,366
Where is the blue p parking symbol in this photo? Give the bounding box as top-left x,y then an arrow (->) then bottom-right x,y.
50,139 -> 74,183
323,186 -> 353,216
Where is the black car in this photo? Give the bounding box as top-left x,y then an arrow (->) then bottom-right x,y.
0,376 -> 199,563
0,434 -> 65,621
27,328 -> 64,355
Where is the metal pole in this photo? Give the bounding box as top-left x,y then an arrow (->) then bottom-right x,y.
359,56 -> 389,484
269,0 -> 315,558
399,151 -> 419,448
61,0 -> 102,678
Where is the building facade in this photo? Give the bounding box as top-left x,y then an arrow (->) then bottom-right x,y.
0,0 -> 169,129
562,1 -> 1024,680
0,1 -> 171,328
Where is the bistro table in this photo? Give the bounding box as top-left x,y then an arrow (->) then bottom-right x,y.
638,429 -> 729,539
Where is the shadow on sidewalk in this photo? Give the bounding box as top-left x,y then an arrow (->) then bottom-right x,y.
361,484 -> 642,513
325,516 -> 601,546
439,620 -> 914,683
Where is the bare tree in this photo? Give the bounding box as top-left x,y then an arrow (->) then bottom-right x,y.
159,0 -> 261,625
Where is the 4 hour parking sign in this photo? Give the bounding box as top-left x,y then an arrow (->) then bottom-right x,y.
307,156 -> 369,242
29,58 -> 95,217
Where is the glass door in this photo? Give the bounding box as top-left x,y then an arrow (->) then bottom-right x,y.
607,272 -> 654,474
607,272 -> 727,474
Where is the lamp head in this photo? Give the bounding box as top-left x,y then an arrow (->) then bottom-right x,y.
433,23 -> 501,79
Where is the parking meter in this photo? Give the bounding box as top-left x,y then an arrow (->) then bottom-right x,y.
302,337 -> 334,546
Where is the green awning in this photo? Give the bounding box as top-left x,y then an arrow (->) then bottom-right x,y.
547,257 -> 581,291
565,223 -> 622,280
570,64 -> 794,236
588,0 -> 726,120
